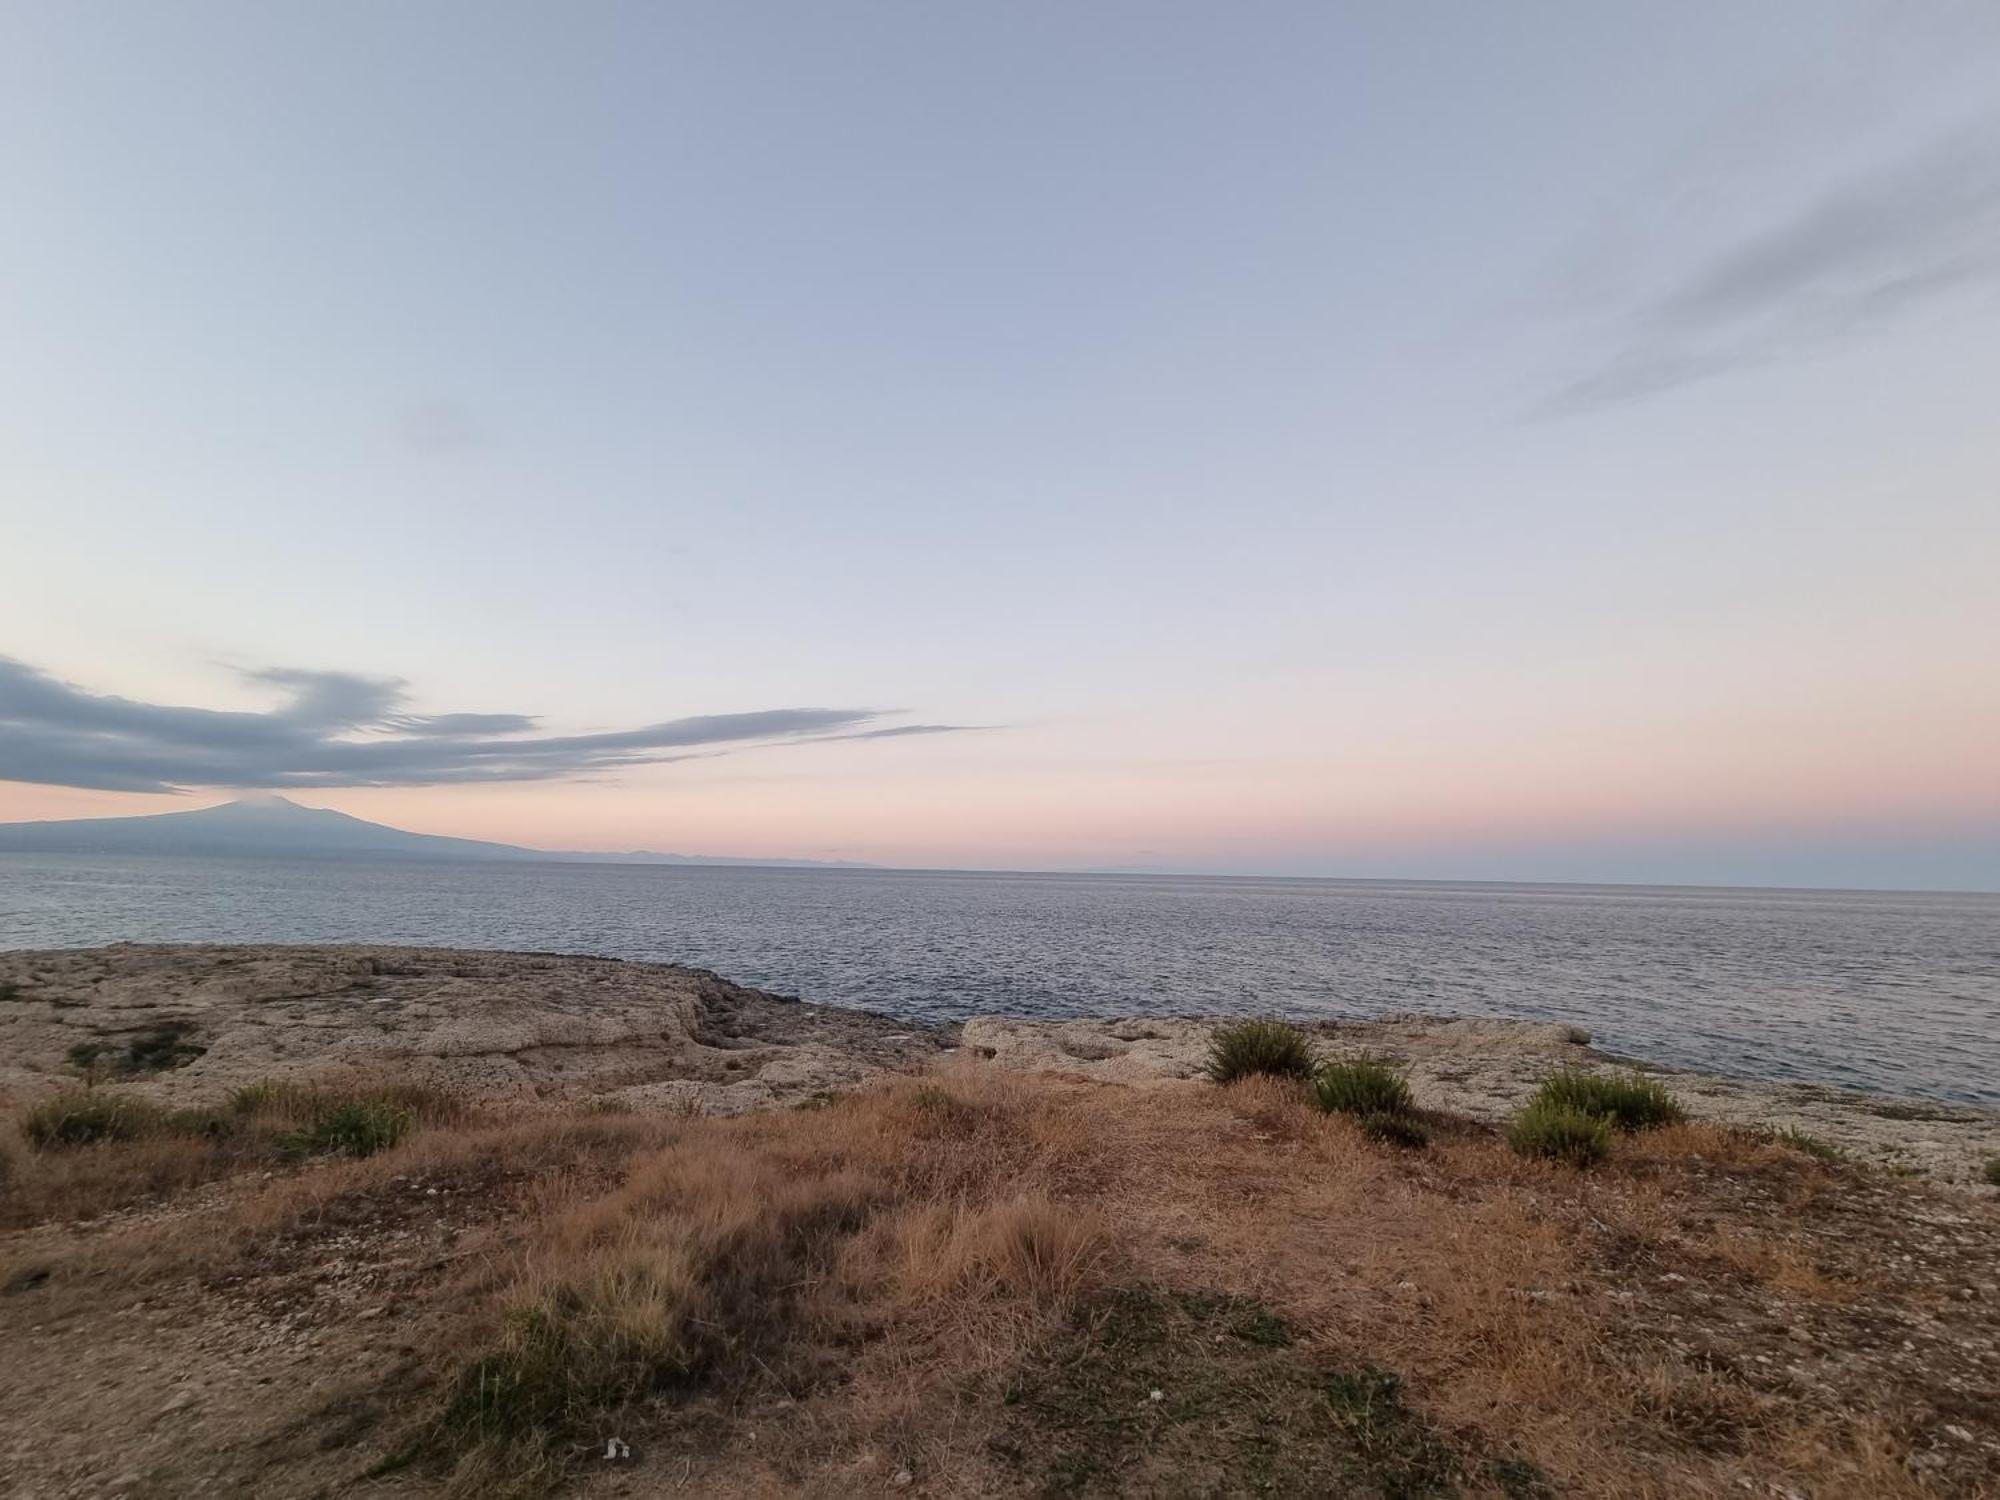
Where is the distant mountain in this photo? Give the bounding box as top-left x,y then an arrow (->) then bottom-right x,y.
0,796 -> 872,868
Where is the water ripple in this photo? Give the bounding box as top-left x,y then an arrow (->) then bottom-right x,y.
1,857 -> 1995,1104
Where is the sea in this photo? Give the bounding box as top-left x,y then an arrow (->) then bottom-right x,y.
1,854 -> 1995,1105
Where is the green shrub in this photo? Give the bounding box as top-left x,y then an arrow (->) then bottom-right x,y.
1983,1158 -> 2000,1188
22,1090 -> 164,1148
1357,1111 -> 1430,1149
1312,1055 -> 1413,1118
1206,1021 -> 1317,1084
282,1099 -> 412,1159
1528,1069 -> 1683,1132
1506,1101 -> 1612,1168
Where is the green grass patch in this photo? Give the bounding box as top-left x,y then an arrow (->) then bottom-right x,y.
21,1090 -> 166,1147
1206,1020 -> 1317,1084
1308,1056 -> 1427,1148
1506,1101 -> 1612,1168
280,1099 -> 412,1159
1983,1157 -> 2000,1188
22,1076 -> 426,1161
1312,1055 -> 1413,1119
1528,1068 -> 1683,1131
1322,1365 -> 1462,1495
438,1272 -> 690,1469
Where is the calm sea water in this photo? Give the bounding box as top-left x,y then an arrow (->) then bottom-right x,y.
2,854 -> 1995,1104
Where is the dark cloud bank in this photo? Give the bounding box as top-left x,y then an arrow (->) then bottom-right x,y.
0,657 -> 967,793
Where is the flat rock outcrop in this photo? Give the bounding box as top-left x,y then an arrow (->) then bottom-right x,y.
5,945 -> 1997,1183
0,944 -> 949,1116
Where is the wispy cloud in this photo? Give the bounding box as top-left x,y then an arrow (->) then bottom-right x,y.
0,657 -> 968,793
1545,122 -> 2000,414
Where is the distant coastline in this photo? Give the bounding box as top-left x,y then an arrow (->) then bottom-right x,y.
0,795 -> 871,869
4,797 -> 1997,894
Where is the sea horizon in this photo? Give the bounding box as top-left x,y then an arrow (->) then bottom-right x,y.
7,851 -> 1993,1106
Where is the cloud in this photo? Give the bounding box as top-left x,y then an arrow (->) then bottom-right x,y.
0,657 -> 968,793
390,712 -> 541,737
825,723 -> 983,741
1546,123 -> 2000,413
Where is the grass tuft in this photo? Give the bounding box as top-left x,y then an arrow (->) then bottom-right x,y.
1206,1020 -> 1317,1084
8,1076 -> 435,1229
1309,1056 -> 1426,1147
280,1099 -> 412,1159
1506,1101 -> 1612,1168
1528,1068 -> 1684,1132
1312,1055 -> 1413,1119
229,1078 -> 320,1119
22,1091 -> 165,1148
438,1262 -> 693,1462
1983,1157 -> 2000,1188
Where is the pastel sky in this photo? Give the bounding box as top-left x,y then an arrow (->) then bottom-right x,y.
3,2 -> 1998,889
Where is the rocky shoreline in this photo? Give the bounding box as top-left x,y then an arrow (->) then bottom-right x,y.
6,944 -> 2000,1498
4,942 -> 1997,1184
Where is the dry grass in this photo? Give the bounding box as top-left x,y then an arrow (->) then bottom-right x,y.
2,1069 -> 1993,1499
1706,1224 -> 1867,1304
0,1076 -> 477,1232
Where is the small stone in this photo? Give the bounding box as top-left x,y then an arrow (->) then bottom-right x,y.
889,1469 -> 914,1488
1149,1389 -> 1164,1402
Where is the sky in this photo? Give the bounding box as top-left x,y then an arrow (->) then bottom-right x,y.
2,2 -> 1998,889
